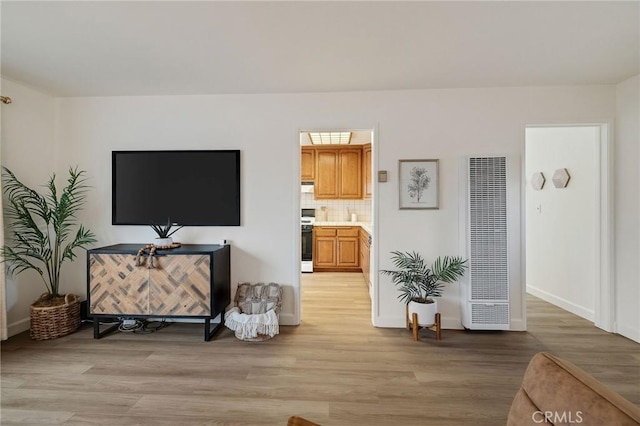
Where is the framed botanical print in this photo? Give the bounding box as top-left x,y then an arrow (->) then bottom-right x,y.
399,159 -> 439,209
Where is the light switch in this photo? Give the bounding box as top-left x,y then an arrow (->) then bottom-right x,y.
378,170 -> 388,182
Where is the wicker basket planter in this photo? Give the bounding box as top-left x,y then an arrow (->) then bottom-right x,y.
29,293 -> 81,340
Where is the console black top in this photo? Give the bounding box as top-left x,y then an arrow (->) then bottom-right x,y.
88,244 -> 227,255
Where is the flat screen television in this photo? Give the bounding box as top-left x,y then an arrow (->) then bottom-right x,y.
112,150 -> 240,226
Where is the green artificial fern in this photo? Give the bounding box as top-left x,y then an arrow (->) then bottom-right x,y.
381,251 -> 467,304
1,166 -> 96,297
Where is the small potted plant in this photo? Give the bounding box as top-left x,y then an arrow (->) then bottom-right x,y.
150,219 -> 183,246
381,251 -> 467,326
1,166 -> 96,340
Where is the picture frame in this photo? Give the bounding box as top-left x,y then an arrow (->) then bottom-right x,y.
399,159 -> 439,209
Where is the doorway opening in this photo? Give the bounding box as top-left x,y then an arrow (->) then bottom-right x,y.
524,124 -> 612,332
296,129 -> 376,326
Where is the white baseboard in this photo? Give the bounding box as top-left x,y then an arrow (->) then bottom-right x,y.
616,323 -> 640,344
373,315 -> 466,330
510,318 -> 526,331
442,317 -> 464,330
7,312 -> 532,338
527,285 -> 595,322
372,315 -> 405,328
374,314 -> 525,331
279,313 -> 297,326
8,317 -> 30,338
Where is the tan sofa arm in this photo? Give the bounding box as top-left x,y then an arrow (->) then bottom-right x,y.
508,352 -> 640,425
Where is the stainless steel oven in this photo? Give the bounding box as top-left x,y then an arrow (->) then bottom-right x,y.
301,208 -> 315,273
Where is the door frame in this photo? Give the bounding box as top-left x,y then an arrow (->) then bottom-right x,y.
293,128 -> 377,326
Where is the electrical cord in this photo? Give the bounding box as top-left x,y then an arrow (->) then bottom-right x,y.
118,319 -> 144,332
135,319 -> 170,334
115,318 -> 170,334
81,317 -> 171,334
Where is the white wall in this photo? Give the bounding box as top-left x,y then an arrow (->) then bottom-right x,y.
372,87 -> 616,330
0,78 -> 56,336
615,75 -> 640,342
2,84 -> 619,336
525,126 -> 599,321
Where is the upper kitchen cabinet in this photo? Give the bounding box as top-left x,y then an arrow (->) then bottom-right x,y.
362,143 -> 372,200
301,146 -> 315,181
315,146 -> 362,199
315,148 -> 339,198
338,148 -> 362,199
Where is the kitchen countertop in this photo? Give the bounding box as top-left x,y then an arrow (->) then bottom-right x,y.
314,221 -> 372,235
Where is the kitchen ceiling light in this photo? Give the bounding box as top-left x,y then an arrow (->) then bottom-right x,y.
308,132 -> 352,145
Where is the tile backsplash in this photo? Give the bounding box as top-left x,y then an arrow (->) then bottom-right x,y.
301,193 -> 372,222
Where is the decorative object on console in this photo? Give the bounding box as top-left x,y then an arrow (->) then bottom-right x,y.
225,282 -> 283,341
134,242 -> 182,269
150,219 -> 183,245
381,251 -> 466,340
531,172 -> 546,190
552,168 -> 571,188
399,159 -> 439,209
1,166 -> 96,340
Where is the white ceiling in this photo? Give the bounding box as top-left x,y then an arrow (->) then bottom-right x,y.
2,1 -> 638,97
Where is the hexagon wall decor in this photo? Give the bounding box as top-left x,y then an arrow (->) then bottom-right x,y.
552,168 -> 571,188
531,172 -> 546,190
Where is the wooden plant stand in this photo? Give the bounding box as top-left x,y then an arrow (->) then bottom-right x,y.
405,305 -> 442,341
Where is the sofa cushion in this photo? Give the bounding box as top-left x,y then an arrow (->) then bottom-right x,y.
508,352 -> 640,425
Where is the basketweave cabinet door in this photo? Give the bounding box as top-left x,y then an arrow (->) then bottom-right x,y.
89,253 -> 149,315
149,255 -> 211,316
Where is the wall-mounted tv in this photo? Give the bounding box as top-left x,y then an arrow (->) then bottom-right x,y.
112,150 -> 240,226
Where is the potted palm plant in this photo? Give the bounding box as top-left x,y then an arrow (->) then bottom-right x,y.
1,166 -> 96,340
381,251 -> 467,326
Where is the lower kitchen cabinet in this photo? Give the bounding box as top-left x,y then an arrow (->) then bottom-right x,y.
314,228 -> 337,268
313,226 -> 360,271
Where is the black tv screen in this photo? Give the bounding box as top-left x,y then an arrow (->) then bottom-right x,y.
112,150 -> 240,226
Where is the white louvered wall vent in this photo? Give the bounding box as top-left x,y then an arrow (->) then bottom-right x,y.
470,303 -> 510,325
461,156 -> 510,330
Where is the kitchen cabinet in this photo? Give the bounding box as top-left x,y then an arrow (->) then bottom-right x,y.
314,147 -> 362,199
337,228 -> 359,267
314,227 -> 337,268
359,228 -> 371,287
315,149 -> 339,198
363,143 -> 372,200
313,226 -> 360,270
338,148 -> 363,199
301,146 -> 315,181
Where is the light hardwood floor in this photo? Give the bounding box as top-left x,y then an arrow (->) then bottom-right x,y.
1,272 -> 638,425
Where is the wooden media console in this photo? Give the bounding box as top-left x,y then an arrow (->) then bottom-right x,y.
87,244 -> 230,341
